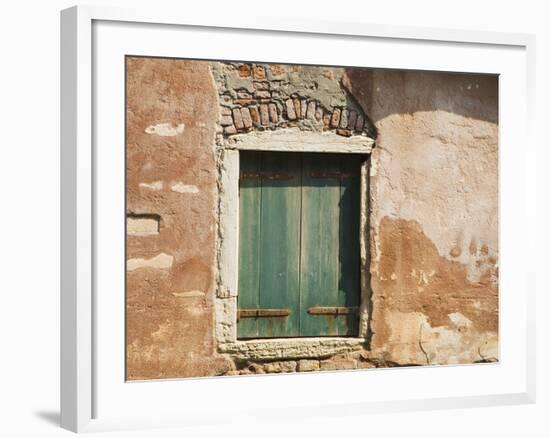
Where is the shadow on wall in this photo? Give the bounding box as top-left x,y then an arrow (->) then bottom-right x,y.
343,68 -> 499,125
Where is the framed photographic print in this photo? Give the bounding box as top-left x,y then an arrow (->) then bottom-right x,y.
60,5 -> 536,433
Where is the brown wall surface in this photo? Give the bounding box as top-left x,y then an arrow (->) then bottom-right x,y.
126,57 -> 233,380
345,69 -> 499,364
126,59 -> 499,378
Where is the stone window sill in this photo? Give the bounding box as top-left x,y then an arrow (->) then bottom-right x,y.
218,337 -> 366,361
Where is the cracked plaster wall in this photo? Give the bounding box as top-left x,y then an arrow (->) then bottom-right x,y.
344,68 -> 499,365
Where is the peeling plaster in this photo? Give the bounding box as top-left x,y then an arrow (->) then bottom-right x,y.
171,182 -> 199,194
144,122 -> 185,136
139,181 -> 163,190
172,290 -> 205,298
127,253 -> 174,271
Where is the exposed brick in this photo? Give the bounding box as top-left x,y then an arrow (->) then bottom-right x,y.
285,99 -> 297,120
268,103 -> 279,123
254,90 -> 271,99
330,108 -> 341,128
234,99 -> 257,106
293,98 -> 301,119
307,101 -> 317,120
339,109 -> 349,128
232,108 -> 244,130
253,81 -> 270,90
347,111 -> 358,130
355,113 -> 365,131
268,64 -> 286,78
237,90 -> 252,99
300,99 -> 308,118
238,64 -> 251,77
241,107 -> 253,129
220,115 -> 233,126
323,113 -> 331,127
220,106 -> 232,116
315,107 -> 324,121
224,125 -> 237,135
336,128 -> 352,137
260,104 -> 270,126
249,106 -> 260,126
253,66 -> 266,80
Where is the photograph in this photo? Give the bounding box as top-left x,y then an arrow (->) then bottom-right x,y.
125,58 -> 499,380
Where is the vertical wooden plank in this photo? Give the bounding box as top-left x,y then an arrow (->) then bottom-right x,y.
300,153 -> 341,336
237,152 -> 262,338
258,152 -> 301,337
337,154 -> 361,336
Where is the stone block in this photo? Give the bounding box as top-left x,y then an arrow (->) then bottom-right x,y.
253,66 -> 266,80
336,128 -> 352,137
249,106 -> 260,126
254,81 -> 270,90
307,101 -> 317,120
237,90 -> 252,99
265,361 -> 297,373
285,99 -> 297,120
320,358 -> 357,371
315,107 -> 324,121
293,98 -> 301,118
254,90 -> 271,99
260,104 -> 270,125
241,107 -> 253,129
232,108 -> 244,130
297,360 -> 320,372
268,64 -> 287,79
339,109 -> 349,128
238,64 -> 251,77
300,99 -> 308,118
268,103 -> 279,123
330,108 -> 341,128
224,125 -> 237,135
220,115 -> 233,126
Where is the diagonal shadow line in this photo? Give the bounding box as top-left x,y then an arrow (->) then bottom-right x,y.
34,410 -> 60,427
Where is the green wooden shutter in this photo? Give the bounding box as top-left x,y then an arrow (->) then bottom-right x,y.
238,152 -> 361,339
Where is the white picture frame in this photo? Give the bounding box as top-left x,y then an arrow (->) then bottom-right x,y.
60,4 -> 536,433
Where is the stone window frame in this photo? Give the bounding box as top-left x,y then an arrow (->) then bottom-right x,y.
215,128 -> 375,361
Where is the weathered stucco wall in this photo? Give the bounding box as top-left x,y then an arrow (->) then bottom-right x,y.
126,57 -> 234,379
345,69 -> 499,365
126,58 -> 498,379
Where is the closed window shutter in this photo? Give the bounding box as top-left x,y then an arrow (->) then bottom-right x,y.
238,152 -> 361,338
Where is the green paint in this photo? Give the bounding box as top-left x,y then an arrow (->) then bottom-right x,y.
300,154 -> 341,336
237,152 -> 262,338
257,152 -> 301,337
237,152 -> 361,339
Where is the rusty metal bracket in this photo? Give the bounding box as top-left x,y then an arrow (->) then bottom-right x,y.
237,308 -> 291,321
307,306 -> 359,316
